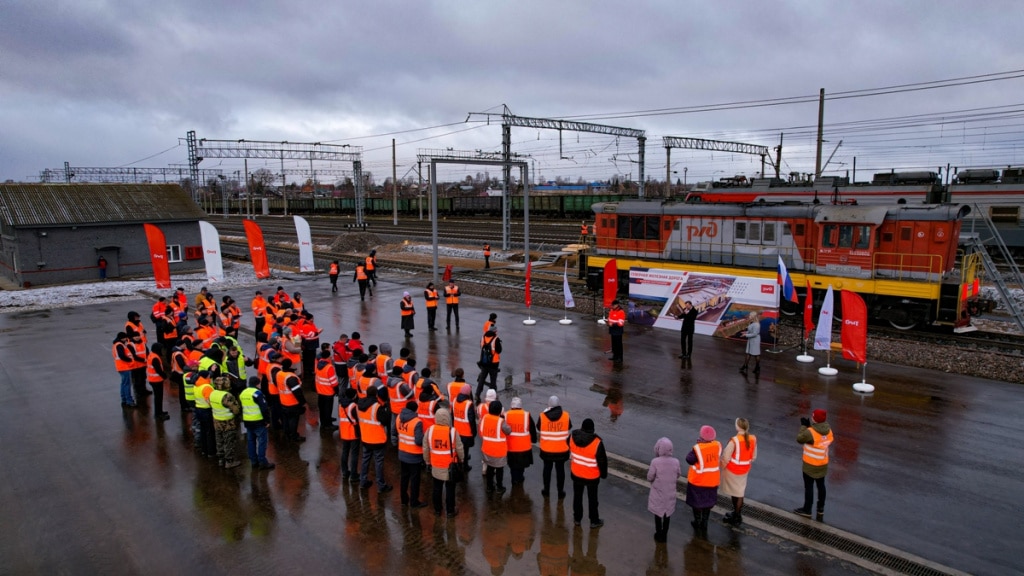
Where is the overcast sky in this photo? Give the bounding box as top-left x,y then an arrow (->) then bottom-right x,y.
3,1 -> 1023,186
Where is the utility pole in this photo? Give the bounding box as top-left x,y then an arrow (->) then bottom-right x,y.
392,138 -> 398,226
814,88 -> 825,180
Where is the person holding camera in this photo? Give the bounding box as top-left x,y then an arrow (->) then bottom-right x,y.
794,409 -> 834,520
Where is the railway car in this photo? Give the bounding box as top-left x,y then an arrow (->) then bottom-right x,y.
948,167 -> 1024,257
585,199 -> 983,330
684,174 -> 942,206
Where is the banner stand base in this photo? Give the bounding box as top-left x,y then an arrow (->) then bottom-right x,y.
597,319 -> 607,325
523,318 -> 537,326
559,319 -> 573,325
796,354 -> 815,363
818,366 -> 838,376
853,382 -> 875,394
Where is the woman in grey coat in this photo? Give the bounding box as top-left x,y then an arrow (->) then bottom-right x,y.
647,437 -> 682,542
739,312 -> 761,375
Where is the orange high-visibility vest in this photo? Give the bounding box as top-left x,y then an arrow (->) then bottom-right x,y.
171,349 -> 187,375
505,409 -> 532,453
400,298 -> 414,316
337,402 -> 358,441
803,429 -> 833,466
357,375 -> 378,400
396,416 -> 423,456
329,263 -> 339,275
569,437 -> 601,480
125,320 -> 147,344
425,289 -> 438,308
428,425 -> 457,469
375,355 -> 391,378
483,244 -> 491,256
356,266 -> 367,280
447,381 -> 464,404
131,340 -> 147,370
726,434 -> 757,475
365,256 -> 375,271
277,371 -> 299,407
608,308 -> 626,327
538,411 -> 570,454
315,362 -> 338,396
687,441 -> 721,487
453,398 -> 474,438
146,352 -> 164,383
357,403 -> 387,444
417,399 -> 437,430
388,382 -> 413,414
444,285 -> 459,305
480,414 -> 508,458
252,296 -> 267,318
481,334 -> 500,363
112,342 -> 133,372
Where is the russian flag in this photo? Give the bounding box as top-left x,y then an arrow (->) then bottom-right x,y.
778,255 -> 799,303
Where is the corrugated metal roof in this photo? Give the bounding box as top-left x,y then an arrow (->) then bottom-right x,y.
0,183 -> 207,227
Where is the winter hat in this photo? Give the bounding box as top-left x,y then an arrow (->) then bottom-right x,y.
510,397 -> 522,409
489,313 -> 497,321
403,291 -> 410,297
582,418 -> 595,433
406,400 -> 418,412
812,409 -> 827,423
484,389 -> 497,402
460,384 -> 472,396
548,395 -> 559,408
699,425 -> 716,442
489,400 -> 503,415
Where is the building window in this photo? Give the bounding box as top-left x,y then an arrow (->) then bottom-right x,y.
167,245 -> 183,263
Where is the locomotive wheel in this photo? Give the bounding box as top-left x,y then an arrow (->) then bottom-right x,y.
888,318 -> 919,330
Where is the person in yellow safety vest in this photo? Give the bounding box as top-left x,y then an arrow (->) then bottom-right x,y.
423,404 -> 464,517
113,332 -> 136,407
209,375 -> 242,468
444,279 -> 460,331
483,243 -> 491,269
685,425 -> 721,534
146,342 -> 171,421
423,282 -> 439,331
480,399 -> 512,495
721,417 -> 757,526
314,350 -> 338,433
192,370 -> 218,459
451,382 -> 477,472
795,409 -> 834,520
353,262 -> 372,301
275,359 -> 306,443
400,292 -> 416,337
396,400 -> 427,508
569,418 -> 608,528
239,376 -> 275,470
329,260 -> 340,293
223,345 -> 248,392
357,386 -> 393,493
505,397 -> 537,485
338,388 -> 362,483
538,395 -> 572,499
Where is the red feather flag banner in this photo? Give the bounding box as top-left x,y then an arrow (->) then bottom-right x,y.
443,264 -> 453,283
242,219 -> 271,279
803,280 -> 815,340
840,290 -> 868,363
524,261 -> 532,308
143,223 -> 171,289
602,259 -> 618,309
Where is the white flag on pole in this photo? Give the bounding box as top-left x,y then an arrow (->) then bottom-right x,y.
198,220 -> 223,282
293,215 -> 315,272
813,284 -> 834,351
563,262 -> 576,308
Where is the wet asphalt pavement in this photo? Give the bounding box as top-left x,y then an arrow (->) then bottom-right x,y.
0,273 -> 1018,575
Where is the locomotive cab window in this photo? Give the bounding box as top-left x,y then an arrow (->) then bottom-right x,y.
822,224 -> 837,248
735,222 -> 747,240
854,225 -> 871,249
617,215 -> 661,240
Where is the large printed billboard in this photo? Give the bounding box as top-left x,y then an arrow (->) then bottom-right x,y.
625,267 -> 780,344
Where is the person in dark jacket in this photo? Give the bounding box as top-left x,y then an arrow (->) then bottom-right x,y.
277,360 -> 308,443
539,395 -> 572,499
240,376 -> 275,470
475,329 -> 503,400
453,383 -> 477,471
506,396 -> 538,485
358,386 -> 393,492
673,300 -> 698,359
338,388 -> 361,483
794,409 -> 834,520
396,401 -> 427,508
685,425 -> 721,534
569,418 -> 608,528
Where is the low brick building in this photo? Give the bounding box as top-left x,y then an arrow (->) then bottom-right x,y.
0,183 -> 207,287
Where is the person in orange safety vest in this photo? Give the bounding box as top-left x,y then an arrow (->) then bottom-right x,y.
395,400 -> 427,508
314,350 -> 338,432
328,260 -> 340,293
538,395 -> 572,499
480,399 -> 512,495
505,396 -> 537,485
569,418 -> 607,528
795,409 -> 833,520
607,300 -> 625,362
721,417 -> 757,526
685,425 -> 721,534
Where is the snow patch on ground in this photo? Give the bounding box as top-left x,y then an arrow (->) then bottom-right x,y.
0,261 -> 276,314
403,244 -> 511,262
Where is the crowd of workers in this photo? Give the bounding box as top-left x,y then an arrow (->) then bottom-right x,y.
111,272 -> 835,544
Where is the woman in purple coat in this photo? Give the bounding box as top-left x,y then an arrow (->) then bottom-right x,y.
647,437 -> 683,543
